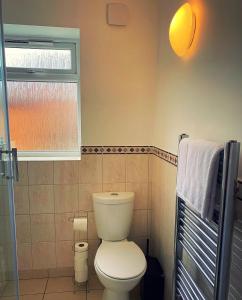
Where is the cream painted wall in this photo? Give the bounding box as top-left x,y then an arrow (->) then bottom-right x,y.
153,0 -> 242,176
3,0 -> 160,146
150,1 -> 242,298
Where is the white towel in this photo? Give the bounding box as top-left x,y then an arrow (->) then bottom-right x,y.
176,138 -> 223,220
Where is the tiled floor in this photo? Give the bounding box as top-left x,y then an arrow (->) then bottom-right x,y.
1,276 -> 140,300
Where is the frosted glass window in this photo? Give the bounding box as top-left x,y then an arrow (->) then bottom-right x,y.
5,47 -> 72,70
7,81 -> 79,151
5,31 -> 80,159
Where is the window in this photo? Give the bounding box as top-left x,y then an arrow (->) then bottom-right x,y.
4,25 -> 81,160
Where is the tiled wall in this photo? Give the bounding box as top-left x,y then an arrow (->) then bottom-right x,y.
149,154 -> 177,300
14,154 -> 151,278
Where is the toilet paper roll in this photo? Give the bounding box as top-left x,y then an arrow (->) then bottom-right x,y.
75,242 -> 88,253
74,242 -> 88,283
75,269 -> 88,283
73,218 -> 87,232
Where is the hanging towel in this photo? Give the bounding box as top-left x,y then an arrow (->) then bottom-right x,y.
176,138 -> 224,220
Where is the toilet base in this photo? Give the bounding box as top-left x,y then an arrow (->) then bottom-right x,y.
102,288 -> 129,300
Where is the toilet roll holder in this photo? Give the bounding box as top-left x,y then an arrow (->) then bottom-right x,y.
68,213 -> 90,292
69,213 -> 89,250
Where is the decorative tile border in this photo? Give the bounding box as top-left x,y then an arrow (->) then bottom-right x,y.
81,146 -> 152,155
152,146 -> 178,166
81,145 -> 178,166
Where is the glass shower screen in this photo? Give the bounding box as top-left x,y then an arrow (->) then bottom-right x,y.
0,1 -> 19,299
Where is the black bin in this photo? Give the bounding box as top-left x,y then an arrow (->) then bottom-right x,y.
140,256 -> 165,300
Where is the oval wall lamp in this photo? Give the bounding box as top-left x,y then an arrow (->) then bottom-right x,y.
169,3 -> 196,57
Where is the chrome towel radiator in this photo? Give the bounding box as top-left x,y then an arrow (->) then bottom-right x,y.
173,136 -> 240,300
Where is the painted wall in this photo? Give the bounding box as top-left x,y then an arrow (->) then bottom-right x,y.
149,1 -> 242,299
152,0 -> 242,176
3,0 -> 160,146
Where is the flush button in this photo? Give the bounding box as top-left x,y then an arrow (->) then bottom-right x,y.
110,193 -> 119,196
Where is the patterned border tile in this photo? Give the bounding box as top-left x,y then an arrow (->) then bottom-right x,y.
151,146 -> 178,166
81,145 -> 178,166
81,146 -> 152,155
81,146 -> 103,154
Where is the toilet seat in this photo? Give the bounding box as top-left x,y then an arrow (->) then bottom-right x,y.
95,241 -> 147,280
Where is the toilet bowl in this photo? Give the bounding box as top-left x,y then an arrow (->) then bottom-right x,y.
92,192 -> 147,300
94,240 -> 146,300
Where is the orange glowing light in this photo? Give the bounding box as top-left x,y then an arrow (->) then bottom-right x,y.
169,3 -> 196,57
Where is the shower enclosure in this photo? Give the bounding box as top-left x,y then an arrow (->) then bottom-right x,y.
0,1 -> 19,299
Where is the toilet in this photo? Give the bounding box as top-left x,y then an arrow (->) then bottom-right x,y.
92,192 -> 147,300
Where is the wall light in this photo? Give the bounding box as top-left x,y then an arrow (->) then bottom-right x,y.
169,3 -> 196,57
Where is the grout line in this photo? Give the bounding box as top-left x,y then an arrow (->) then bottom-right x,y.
100,148 -> 103,193
42,277 -> 49,300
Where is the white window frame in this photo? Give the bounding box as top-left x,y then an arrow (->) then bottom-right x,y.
4,26 -> 81,161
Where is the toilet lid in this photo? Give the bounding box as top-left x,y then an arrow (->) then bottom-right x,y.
95,241 -> 147,280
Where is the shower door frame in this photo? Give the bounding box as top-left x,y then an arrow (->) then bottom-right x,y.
0,0 -> 19,298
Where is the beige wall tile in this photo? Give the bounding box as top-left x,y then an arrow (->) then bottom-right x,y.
126,154 -> 149,183
29,185 -> 54,214
15,162 -> 28,186
132,237 -> 147,254
130,210 -> 148,237
56,241 -> 73,268
19,269 -> 48,280
149,158 -> 177,300
16,215 -> 31,243
103,155 -> 125,183
14,186 -> 29,215
17,243 -> 32,270
55,213 -> 74,241
150,155 -> 162,185
102,183 -> 125,192
48,267 -> 74,278
54,184 -> 78,213
88,239 -> 100,268
150,183 -> 162,259
79,155 -> 102,184
88,212 -> 98,240
148,182 -> 152,209
147,209 -> 152,238
88,274 -> 103,290
31,214 -> 55,242
79,184 -> 102,212
126,182 -> 148,210
28,162 -> 53,185
32,242 -> 56,269
54,161 -> 79,184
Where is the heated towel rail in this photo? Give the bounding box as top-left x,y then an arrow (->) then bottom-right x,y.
173,135 -> 240,300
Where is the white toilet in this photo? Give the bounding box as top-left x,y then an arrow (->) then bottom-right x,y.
92,192 -> 147,300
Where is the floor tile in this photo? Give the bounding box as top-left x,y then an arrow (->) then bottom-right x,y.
20,295 -> 44,300
45,277 -> 74,293
43,291 -> 86,300
19,278 -> 47,295
87,290 -> 103,300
